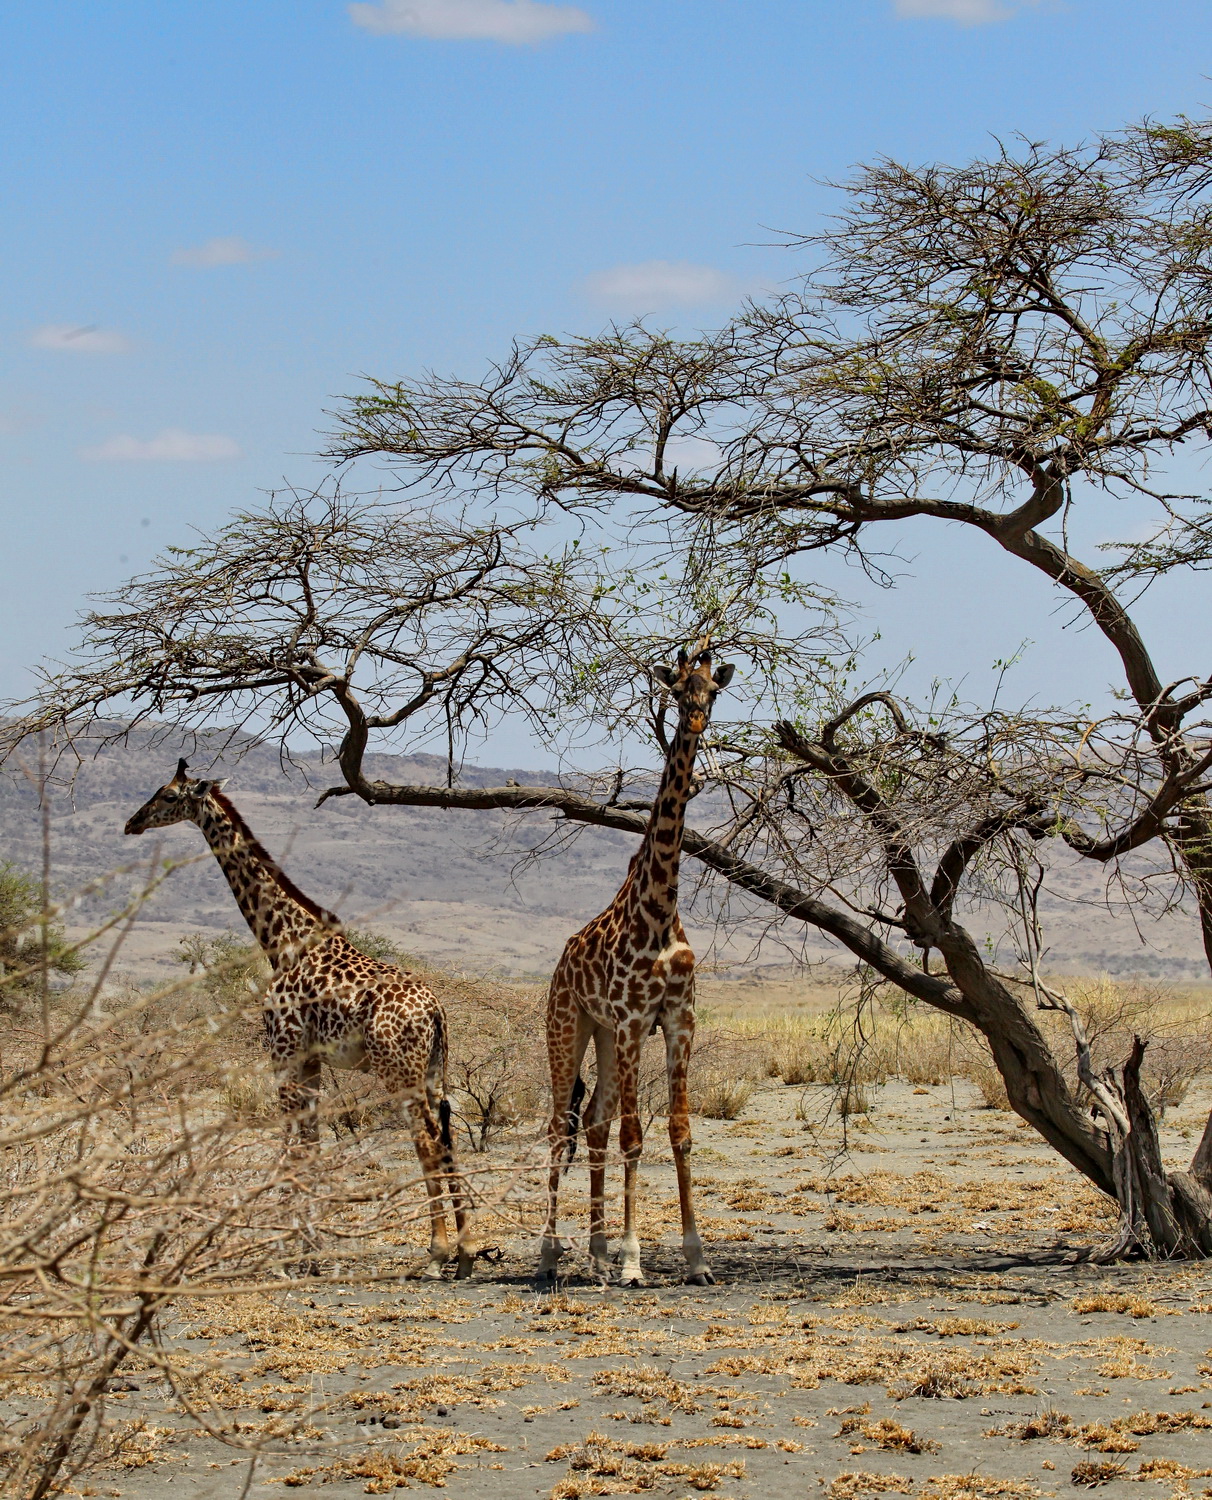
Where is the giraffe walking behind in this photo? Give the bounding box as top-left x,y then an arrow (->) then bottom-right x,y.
125,761 -> 476,1279
539,648 -> 734,1286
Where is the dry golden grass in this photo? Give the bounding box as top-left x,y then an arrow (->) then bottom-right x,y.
697,973 -> 1212,1121
273,1429 -> 509,1492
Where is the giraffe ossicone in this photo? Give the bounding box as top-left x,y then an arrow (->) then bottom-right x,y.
125,760 -> 476,1280
539,646 -> 735,1287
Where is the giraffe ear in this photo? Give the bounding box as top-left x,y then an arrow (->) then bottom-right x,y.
713,663 -> 736,690
651,665 -> 679,691
203,778 -> 229,793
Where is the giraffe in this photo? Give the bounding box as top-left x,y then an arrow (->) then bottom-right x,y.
124,760 -> 476,1279
538,646 -> 734,1286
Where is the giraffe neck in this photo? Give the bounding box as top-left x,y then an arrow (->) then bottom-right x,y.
626,713 -> 700,941
193,791 -> 338,970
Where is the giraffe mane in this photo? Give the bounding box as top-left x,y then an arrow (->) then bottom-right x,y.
209,789 -> 340,928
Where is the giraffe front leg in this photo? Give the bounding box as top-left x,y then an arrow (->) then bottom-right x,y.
586,1028 -> 618,1281
298,1054 -> 321,1144
665,1009 -> 713,1285
538,1090 -> 573,1281
274,1055 -> 324,1275
616,1048 -> 645,1287
276,1055 -> 320,1151
538,1006 -> 592,1282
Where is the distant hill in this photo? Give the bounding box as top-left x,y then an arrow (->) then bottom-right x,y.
0,725 -> 1206,983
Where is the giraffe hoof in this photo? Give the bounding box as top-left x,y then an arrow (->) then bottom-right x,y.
619,1275 -> 647,1288
685,1270 -> 715,1286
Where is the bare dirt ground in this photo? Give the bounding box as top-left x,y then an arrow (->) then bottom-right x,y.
55,1076 -> 1212,1500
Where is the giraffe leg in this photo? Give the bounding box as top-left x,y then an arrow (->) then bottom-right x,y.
616,1043 -> 645,1287
538,1004 -> 593,1281
665,1007 -> 713,1285
443,1138 -> 478,1281
585,1026 -> 618,1280
276,1053 -> 321,1149
430,1085 -> 477,1278
401,1087 -> 456,1279
274,1053 -> 324,1274
298,1054 -> 321,1144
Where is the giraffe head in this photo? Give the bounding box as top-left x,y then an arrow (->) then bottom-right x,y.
651,646 -> 735,735
124,759 -> 228,835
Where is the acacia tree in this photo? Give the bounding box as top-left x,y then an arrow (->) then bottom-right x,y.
327,121 -> 1212,964
11,118 -> 1212,1256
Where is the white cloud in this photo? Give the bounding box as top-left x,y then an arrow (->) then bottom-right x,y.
584,260 -> 738,310
29,324 -> 132,354
349,0 -> 593,41
893,0 -> 1037,22
82,429 -> 242,463
171,236 -> 279,268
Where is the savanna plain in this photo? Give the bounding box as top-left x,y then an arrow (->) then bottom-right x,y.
8,947 -> 1212,1500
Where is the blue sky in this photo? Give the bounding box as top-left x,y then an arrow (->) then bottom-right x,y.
3,0 -> 1211,759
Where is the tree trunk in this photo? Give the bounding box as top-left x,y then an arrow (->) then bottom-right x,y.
1099,1039 -> 1212,1258
924,923 -> 1212,1259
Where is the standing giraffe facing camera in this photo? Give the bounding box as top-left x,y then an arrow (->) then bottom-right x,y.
539,646 -> 734,1286
125,761 -> 476,1279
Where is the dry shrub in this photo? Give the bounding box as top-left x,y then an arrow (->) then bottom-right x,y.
1052,976 -> 1212,1116
220,1065 -> 278,1120
543,1431 -> 746,1497
690,1072 -> 755,1120
919,1479 -> 1038,1500
1071,1292 -> 1166,1318
278,1429 -> 508,1492
0,859 -> 86,1010
826,1473 -> 914,1500
1070,1460 -> 1125,1487
684,1023 -> 767,1120
835,1415 -> 940,1453
0,875 -> 524,1499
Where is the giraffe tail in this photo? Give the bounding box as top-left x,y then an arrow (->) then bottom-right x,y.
564,1074 -> 587,1168
430,1008 -> 453,1150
